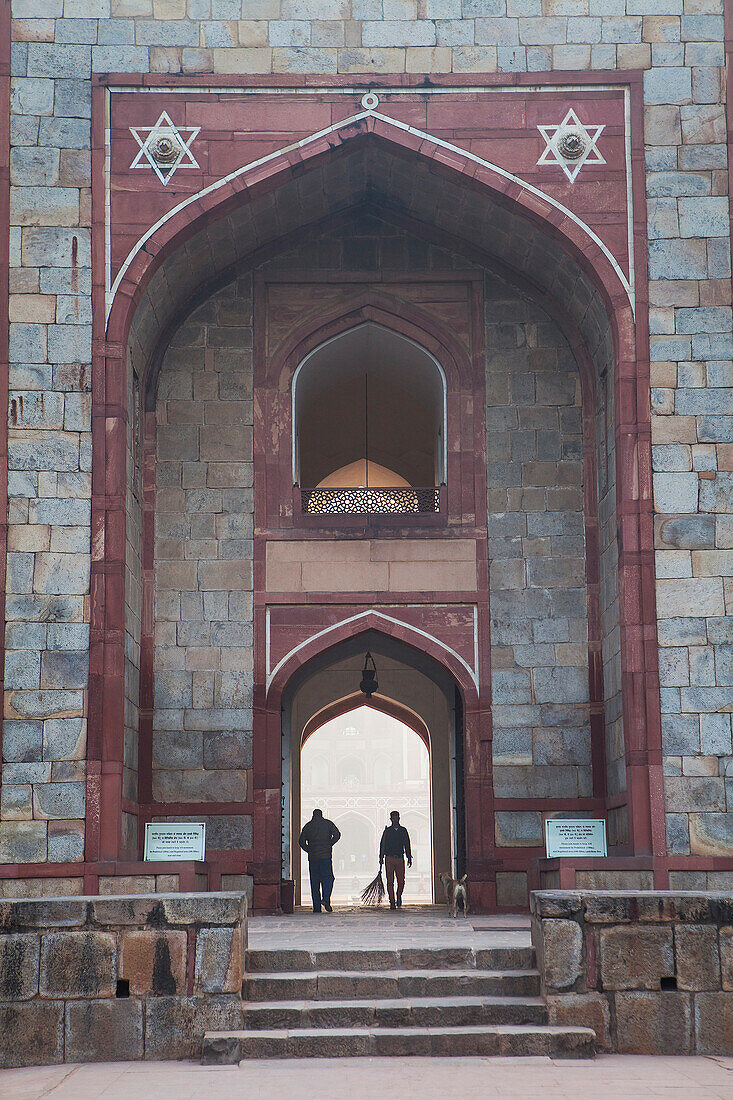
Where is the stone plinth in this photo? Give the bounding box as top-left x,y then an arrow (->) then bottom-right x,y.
531,890 -> 733,1055
0,890 -> 246,1067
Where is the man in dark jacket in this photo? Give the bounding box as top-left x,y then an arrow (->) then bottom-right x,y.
379,810 -> 412,910
299,808 -> 341,913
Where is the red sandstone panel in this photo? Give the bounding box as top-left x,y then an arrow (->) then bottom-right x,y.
106,83 -> 632,296
267,603 -> 478,681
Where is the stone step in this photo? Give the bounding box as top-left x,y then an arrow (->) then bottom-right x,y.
245,945 -> 535,972
244,968 -> 541,1001
242,994 -> 547,1030
203,1024 -> 595,1062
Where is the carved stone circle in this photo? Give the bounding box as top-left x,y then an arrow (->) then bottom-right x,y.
558,131 -> 586,161
151,135 -> 181,165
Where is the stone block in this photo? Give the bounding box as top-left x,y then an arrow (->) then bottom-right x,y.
65,1000 -> 143,1063
496,872 -> 527,909
0,820 -> 47,863
40,931 -> 116,998
2,719 -> 43,762
674,924 -> 720,990
615,991 -> 692,1054
0,1001 -> 64,1068
599,926 -> 674,990
161,892 -> 245,927
48,820 -> 85,862
694,992 -> 733,1055
195,926 -> 242,993
689,813 -> 733,856
547,992 -> 611,1050
33,781 -> 85,820
144,995 -> 243,1060
721,927 -> 733,990
0,933 -> 40,999
539,918 -> 583,991
120,930 -> 187,995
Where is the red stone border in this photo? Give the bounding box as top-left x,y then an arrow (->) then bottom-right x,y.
79,73 -> 668,904
0,0 -> 10,783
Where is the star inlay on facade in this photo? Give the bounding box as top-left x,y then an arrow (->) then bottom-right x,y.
129,110 -> 200,185
536,108 -> 605,183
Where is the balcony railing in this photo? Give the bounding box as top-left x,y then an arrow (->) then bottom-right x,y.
300,486 -> 441,516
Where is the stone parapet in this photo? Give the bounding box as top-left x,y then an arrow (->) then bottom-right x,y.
531,889 -> 733,1055
0,889 -> 246,1067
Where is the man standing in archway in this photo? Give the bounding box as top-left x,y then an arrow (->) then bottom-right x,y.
299,808 -> 341,913
380,810 -> 413,910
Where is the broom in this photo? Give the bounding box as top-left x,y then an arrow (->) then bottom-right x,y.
361,868 -> 385,906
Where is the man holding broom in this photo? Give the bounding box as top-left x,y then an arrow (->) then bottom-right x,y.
379,810 -> 412,910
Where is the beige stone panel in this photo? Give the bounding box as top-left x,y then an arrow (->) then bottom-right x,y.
388,560 -> 477,591
265,560 -> 302,591
337,47 -> 406,73
267,541 -> 372,564
656,578 -> 725,618
692,550 -> 733,576
212,47 -> 273,73
197,561 -> 253,591
156,561 -> 197,591
369,539 -> 476,562
300,562 -> 390,591
652,415 -> 698,444
11,19 -> 56,41
10,294 -> 55,323
405,46 -> 452,72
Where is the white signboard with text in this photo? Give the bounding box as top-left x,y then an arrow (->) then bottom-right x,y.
144,822 -> 206,862
544,818 -> 607,859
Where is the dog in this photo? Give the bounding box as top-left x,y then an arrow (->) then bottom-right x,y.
439,871 -> 468,918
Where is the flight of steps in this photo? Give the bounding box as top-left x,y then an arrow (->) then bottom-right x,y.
202,943 -> 595,1061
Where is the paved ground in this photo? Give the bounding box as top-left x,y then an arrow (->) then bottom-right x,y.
247,904 -> 532,951
4,1056 -> 733,1099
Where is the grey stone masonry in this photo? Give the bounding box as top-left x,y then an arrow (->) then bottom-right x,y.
532,890 -> 733,1055
0,890 -> 246,1066
4,0 -> 733,864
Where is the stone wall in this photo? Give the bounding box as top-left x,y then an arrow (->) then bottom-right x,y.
153,278 -> 254,818
0,889 -> 246,1066
485,277 -> 594,829
4,0 -> 733,869
531,889 -> 733,1055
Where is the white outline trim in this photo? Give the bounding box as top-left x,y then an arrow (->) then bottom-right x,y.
290,322 -> 448,486
105,94 -> 635,325
265,608 -> 479,693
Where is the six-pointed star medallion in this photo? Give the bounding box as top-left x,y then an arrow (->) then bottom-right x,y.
536,108 -> 605,183
129,110 -> 200,185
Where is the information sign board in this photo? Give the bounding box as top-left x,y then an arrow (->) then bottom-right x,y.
144,822 -> 206,861
544,818 -> 607,858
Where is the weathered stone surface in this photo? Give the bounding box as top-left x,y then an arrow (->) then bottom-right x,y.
615,991 -> 692,1054
546,992 -> 611,1050
40,931 -> 116,998
721,926 -> 733,990
120,930 -> 187,995
144,995 -> 243,1060
694,992 -> 733,1055
0,1001 -> 64,1068
0,934 -> 40,999
600,926 -> 674,990
65,999 -> 144,1063
195,926 -> 242,993
539,919 -> 583,991
674,924 -> 720,990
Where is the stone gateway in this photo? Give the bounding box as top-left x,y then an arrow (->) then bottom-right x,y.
0,0 -> 732,1062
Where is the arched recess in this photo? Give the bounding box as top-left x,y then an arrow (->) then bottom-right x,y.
90,121 -> 662,896
275,626 -> 469,905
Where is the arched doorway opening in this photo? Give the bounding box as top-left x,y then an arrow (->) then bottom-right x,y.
293,322 -> 446,516
300,705 -> 433,905
281,629 -> 463,905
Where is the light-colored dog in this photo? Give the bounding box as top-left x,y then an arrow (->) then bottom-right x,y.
439,871 -> 468,918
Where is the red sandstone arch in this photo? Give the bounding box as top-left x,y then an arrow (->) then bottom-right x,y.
301,694 -> 432,754
89,117 -> 663,891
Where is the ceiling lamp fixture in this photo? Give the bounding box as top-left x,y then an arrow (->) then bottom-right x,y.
360,652 -> 378,697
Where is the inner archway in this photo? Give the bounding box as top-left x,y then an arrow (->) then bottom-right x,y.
300,706 -> 433,905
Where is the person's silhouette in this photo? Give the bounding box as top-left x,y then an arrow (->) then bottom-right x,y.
379,810 -> 412,909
